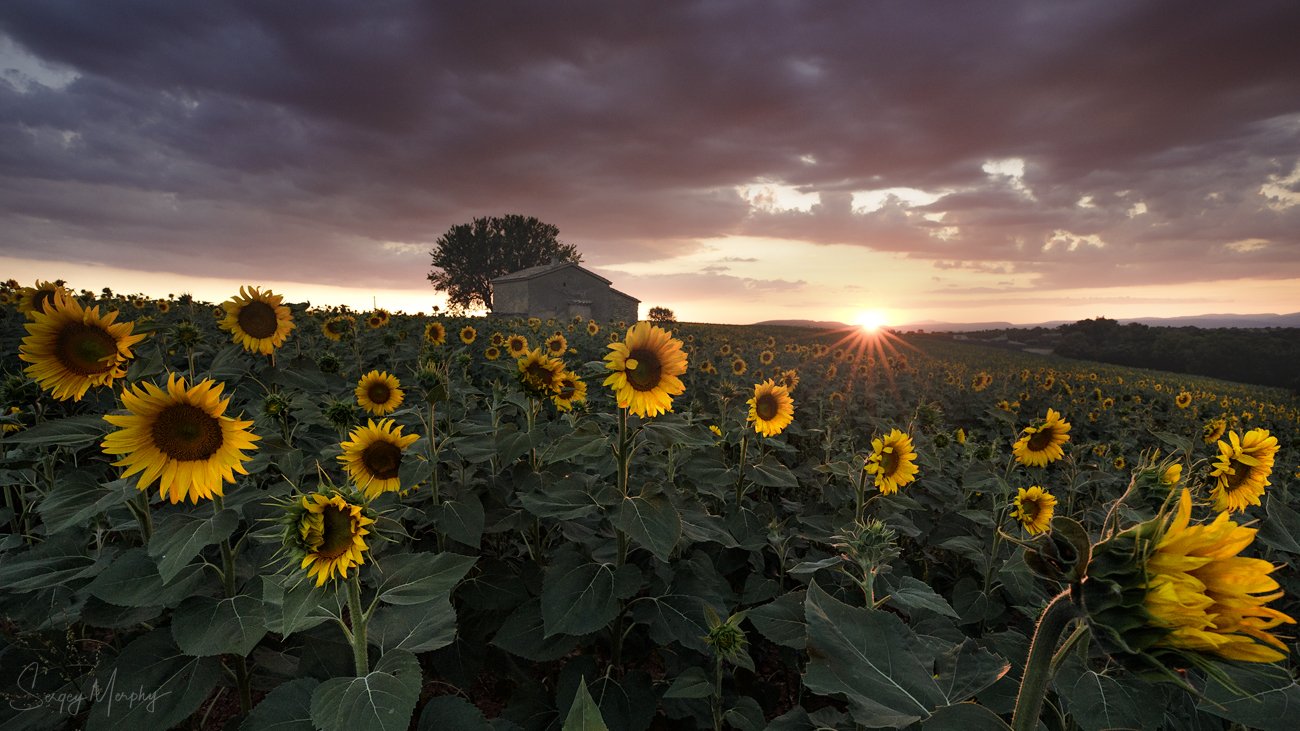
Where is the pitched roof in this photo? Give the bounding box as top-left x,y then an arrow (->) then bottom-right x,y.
490,260 -> 611,285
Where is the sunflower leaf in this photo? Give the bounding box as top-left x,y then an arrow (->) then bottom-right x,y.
310,649 -> 421,731
614,491 -> 681,563
148,507 -> 240,583
2,414 -> 108,446
240,677 -> 319,731
374,551 -> 476,606
83,629 -> 221,731
561,677 -> 610,731
171,594 -> 268,657
541,555 -> 620,638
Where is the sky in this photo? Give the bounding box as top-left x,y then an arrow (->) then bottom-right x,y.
2,1 -> 1299,327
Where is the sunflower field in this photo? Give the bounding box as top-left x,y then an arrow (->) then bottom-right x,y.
2,280 -> 1299,731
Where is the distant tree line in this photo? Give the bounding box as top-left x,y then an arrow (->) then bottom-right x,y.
1054,317 -> 1300,393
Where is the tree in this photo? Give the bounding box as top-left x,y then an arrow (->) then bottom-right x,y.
647,306 -> 676,324
427,215 -> 581,312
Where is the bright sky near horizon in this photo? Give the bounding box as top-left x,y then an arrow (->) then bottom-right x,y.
2,2 -> 1298,326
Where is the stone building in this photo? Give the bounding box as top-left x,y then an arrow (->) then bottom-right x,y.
490,261 -> 639,323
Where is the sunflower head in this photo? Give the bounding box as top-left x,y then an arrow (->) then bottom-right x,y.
102,373 -> 261,504
322,315 -> 354,342
586,321 -> 600,336
338,418 -> 421,500
864,428 -> 920,495
506,334 -> 530,358
517,348 -> 564,398
1175,391 -> 1193,409
545,333 -> 567,356
19,281 -> 68,319
355,370 -> 404,416
459,325 -> 477,345
747,379 -> 795,438
219,286 -> 294,354
1202,418 -> 1227,444
20,293 -> 148,401
1209,428 -> 1279,514
424,321 -> 446,345
1012,486 -> 1057,535
484,346 -> 501,361
1013,408 -> 1072,467
1084,489 -> 1295,668
552,370 -> 588,412
602,322 -> 689,418
277,488 -> 376,587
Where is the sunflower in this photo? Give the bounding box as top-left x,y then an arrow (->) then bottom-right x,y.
424,321 -> 446,345
156,300 -> 171,314
18,280 -> 67,319
338,418 -> 420,500
586,320 -> 600,336
1011,486 -> 1056,535
1203,418 -> 1227,444
1175,391 -> 1193,409
731,357 -> 748,376
778,368 -> 799,390
603,322 -> 689,418
355,370 -> 404,416
1012,408 -> 1072,467
102,373 -> 261,504
747,380 -> 795,437
759,350 -> 775,366
517,348 -> 564,397
545,333 -> 568,356
1143,489 -> 1294,662
289,492 -> 375,586
459,325 -> 477,345
219,286 -> 294,355
19,294 -> 148,401
864,429 -> 919,495
2,406 -> 25,433
552,370 -> 588,412
1161,463 -> 1183,487
1209,429 -> 1279,513
506,334 -> 530,358
528,317 -> 541,331
484,346 -> 501,361
373,309 -> 391,326
322,315 -> 354,342
1114,456 -> 1127,470
490,331 -> 505,347
367,314 -> 385,329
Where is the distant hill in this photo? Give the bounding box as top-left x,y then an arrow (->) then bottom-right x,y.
752,319 -> 851,330
899,312 -> 1300,332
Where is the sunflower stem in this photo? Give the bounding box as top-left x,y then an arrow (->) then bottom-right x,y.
347,571 -> 370,676
1011,589 -> 1078,731
611,407 -> 632,670
734,433 -> 749,505
132,490 -> 153,542
213,497 -> 252,716
854,464 -> 868,524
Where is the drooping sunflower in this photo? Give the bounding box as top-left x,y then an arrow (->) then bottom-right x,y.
1012,408 -> 1072,467
1203,418 -> 1227,445
1011,486 -> 1056,535
517,348 -> 564,397
603,322 -> 689,418
459,325 -> 477,345
506,334 -> 530,358
102,373 -> 261,504
552,370 -> 588,412
18,280 -> 67,319
285,491 -> 375,586
2,406 -> 25,433
322,315 -> 354,342
355,370 -> 404,416
1175,391 -> 1193,409
424,321 -> 446,345
1209,428 -> 1279,513
338,418 -> 420,500
219,286 -> 294,354
20,294 -> 148,401
864,428 -> 920,495
545,333 -> 568,356
484,346 -> 501,361
747,380 -> 795,438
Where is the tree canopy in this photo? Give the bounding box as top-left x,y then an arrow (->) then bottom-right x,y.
427,215 -> 581,312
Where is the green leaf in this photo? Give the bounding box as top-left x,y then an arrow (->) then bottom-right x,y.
241,677 -> 320,731
492,598 -> 582,662
663,667 -> 712,699
542,420 -> 611,463
803,582 -> 943,727
1258,495 -> 1300,554
519,484 -> 601,520
0,536 -> 114,592
375,551 -> 477,606
84,629 -> 221,731
630,593 -> 711,653
1199,663 -> 1300,731
933,640 -> 1010,705
439,494 -> 485,549
561,677 -> 610,731
1055,656 -> 1163,731
368,598 -> 458,653
918,703 -> 1010,730
148,507 -> 239,583
310,649 -> 421,731
86,547 -> 204,608
747,457 -> 798,489
38,475 -> 135,535
262,577 -> 336,636
614,493 -> 681,563
171,594 -> 268,657
542,557 -> 620,637
416,696 -> 492,731
883,576 -> 960,619
3,414 -> 107,446
748,590 -> 807,650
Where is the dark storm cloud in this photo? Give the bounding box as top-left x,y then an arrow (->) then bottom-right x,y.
1,0 -> 1298,290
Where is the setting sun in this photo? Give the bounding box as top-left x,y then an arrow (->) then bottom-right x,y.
855,309 -> 890,333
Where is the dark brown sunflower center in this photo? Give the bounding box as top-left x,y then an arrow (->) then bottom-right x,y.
55,323 -> 118,375
880,449 -> 900,476
557,380 -> 577,400
362,441 -> 402,479
327,320 -> 346,333
626,348 -> 663,391
548,341 -> 564,353
151,404 -> 224,461
318,506 -> 356,558
366,382 -> 392,405
509,338 -> 525,352
1224,459 -> 1253,490
755,393 -> 779,421
1026,428 -> 1056,451
236,300 -> 279,339
1020,498 -> 1041,521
